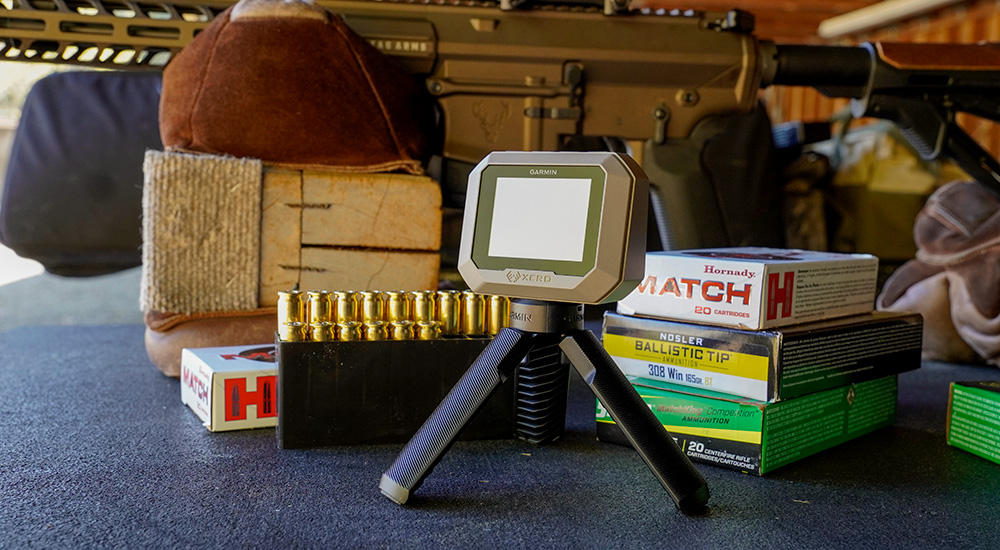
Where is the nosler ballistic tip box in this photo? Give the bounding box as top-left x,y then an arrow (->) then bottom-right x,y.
597,376 -> 898,475
602,310 -> 922,402
947,381 -> 1000,466
617,247 -> 878,329
180,344 -> 278,432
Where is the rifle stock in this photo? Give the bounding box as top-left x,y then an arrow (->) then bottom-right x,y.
764,41 -> 1000,196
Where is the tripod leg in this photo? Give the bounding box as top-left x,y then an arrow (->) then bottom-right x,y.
380,327 -> 534,504
560,330 -> 710,515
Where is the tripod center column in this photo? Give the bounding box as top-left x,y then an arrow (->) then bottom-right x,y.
508,299 -> 585,334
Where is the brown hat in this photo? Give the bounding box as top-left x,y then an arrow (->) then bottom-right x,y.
159,0 -> 434,174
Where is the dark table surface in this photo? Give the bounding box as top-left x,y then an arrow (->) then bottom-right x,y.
2,324 -> 1000,549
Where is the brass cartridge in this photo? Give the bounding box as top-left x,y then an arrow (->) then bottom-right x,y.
436,290 -> 460,336
460,291 -> 486,336
384,291 -> 411,323
416,321 -> 441,340
364,321 -> 388,341
306,290 -> 333,325
390,320 -> 415,340
411,290 -> 436,323
486,295 -> 510,335
337,321 -> 362,341
277,290 -> 305,325
334,291 -> 359,324
310,321 -> 335,342
359,291 -> 385,324
279,321 -> 307,342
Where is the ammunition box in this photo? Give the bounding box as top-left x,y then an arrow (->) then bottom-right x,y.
277,336 -> 514,447
947,381 -> 1000,465
603,311 -> 921,402
617,247 -> 878,330
180,344 -> 278,432
597,376 -> 898,475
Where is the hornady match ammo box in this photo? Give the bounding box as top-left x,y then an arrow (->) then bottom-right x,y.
602,311 -> 922,402
276,337 -> 516,448
947,381 -> 1000,466
596,376 -> 898,475
616,247 -> 878,329
180,344 -> 278,432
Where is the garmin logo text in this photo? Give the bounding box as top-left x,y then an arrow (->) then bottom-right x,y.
506,270 -> 553,284
529,169 -> 557,176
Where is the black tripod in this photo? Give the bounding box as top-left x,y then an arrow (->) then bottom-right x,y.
379,299 -> 710,515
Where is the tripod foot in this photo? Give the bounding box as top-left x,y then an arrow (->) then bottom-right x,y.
379,473 -> 409,505
380,327 -> 534,503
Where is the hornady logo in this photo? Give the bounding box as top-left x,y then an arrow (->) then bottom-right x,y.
766,272 -> 794,320
225,376 -> 277,422
635,276 -> 752,305
506,270 -> 552,284
220,346 -> 276,363
704,265 -> 756,278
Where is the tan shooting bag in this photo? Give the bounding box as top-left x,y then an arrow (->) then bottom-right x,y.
143,0 -> 440,376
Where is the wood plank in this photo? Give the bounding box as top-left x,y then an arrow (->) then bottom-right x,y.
300,172 -> 442,251
259,168 -> 303,307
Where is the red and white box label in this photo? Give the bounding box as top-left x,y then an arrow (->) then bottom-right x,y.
180,344 -> 278,432
616,247 -> 878,329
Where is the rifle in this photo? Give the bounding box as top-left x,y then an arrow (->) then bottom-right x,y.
766,42 -> 1000,201
3,0 -> 999,250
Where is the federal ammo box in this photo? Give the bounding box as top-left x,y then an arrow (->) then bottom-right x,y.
603,311 -> 922,402
597,376 -> 898,475
276,337 -> 515,448
947,381 -> 1000,466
